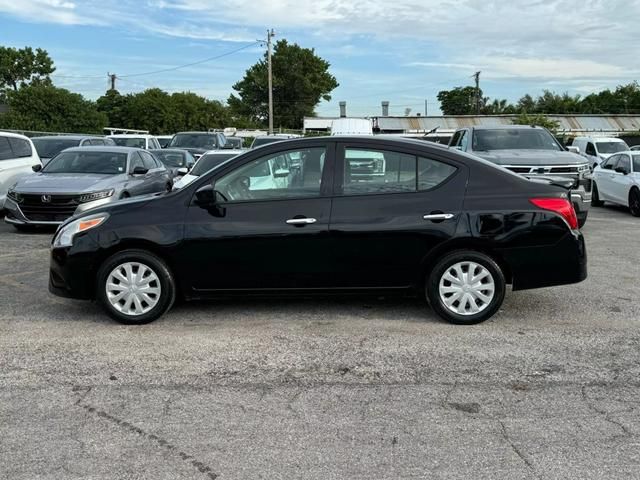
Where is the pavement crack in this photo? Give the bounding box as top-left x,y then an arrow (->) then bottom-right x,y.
498,419 -> 541,479
76,400 -> 218,479
581,385 -> 632,439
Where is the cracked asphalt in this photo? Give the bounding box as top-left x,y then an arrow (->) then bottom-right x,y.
1,204 -> 640,479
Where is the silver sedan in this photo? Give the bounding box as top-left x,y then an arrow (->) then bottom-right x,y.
4,146 -> 172,230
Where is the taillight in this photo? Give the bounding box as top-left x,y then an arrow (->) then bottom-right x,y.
530,198 -> 578,230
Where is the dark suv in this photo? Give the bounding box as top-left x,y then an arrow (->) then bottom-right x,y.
449,125 -> 592,227
167,131 -> 227,160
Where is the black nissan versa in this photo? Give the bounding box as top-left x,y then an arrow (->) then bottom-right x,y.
49,136 -> 587,325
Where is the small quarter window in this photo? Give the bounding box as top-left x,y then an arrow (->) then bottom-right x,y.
418,157 -> 457,190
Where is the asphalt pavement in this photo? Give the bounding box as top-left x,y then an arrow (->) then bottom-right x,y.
1,205 -> 639,479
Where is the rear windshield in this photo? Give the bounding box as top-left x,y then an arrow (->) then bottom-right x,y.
43,151 -> 127,175
151,150 -> 186,167
473,129 -> 562,151
190,153 -> 239,176
32,138 -> 80,158
596,141 -> 627,154
169,134 -> 219,149
110,137 -> 146,148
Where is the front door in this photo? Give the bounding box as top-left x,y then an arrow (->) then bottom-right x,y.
327,142 -> 466,288
181,144 -> 335,291
610,153 -> 633,205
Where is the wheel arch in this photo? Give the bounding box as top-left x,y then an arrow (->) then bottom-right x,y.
418,238 -> 513,287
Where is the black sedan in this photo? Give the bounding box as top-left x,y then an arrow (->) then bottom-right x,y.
49,137 -> 587,325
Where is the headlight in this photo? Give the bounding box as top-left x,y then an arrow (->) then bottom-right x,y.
79,189 -> 114,203
52,213 -> 109,249
7,188 -> 22,203
577,164 -> 590,173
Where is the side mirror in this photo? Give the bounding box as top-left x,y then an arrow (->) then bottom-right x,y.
32,164 -> 42,172
567,146 -> 580,154
131,166 -> 148,175
222,143 -> 234,150
274,168 -> 290,178
194,184 -> 216,206
177,167 -> 189,176
615,166 -> 629,175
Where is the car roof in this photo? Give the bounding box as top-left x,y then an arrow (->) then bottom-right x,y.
468,125 -> 547,131
62,146 -> 140,154
173,131 -> 219,135
149,148 -> 187,153
254,134 -> 299,139
32,135 -> 101,140
0,131 -> 33,140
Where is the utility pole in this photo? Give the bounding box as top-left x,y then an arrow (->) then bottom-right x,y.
424,99 -> 428,116
473,71 -> 481,114
267,29 -> 275,135
108,73 -> 117,91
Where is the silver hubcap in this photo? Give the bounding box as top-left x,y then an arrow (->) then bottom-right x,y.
106,262 -> 161,316
439,261 -> 495,316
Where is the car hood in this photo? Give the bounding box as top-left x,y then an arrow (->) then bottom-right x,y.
13,173 -> 125,193
473,149 -> 586,166
176,147 -> 210,156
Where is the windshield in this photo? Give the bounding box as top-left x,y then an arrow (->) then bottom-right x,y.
226,137 -> 243,148
251,137 -> 287,148
31,138 -> 80,158
473,129 -> 562,151
190,153 -> 238,176
596,141 -> 627,154
169,134 -> 218,149
111,137 -> 146,148
43,151 -> 128,174
151,150 -> 185,167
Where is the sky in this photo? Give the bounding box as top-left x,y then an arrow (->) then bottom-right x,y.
1,0 -> 639,118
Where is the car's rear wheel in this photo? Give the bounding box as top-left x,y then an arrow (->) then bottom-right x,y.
629,189 -> 640,217
96,250 -> 175,324
591,182 -> 604,207
426,251 -> 505,325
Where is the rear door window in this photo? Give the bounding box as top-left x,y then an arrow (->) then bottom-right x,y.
343,149 -> 416,195
8,137 -> 32,158
418,157 -> 457,190
0,137 -> 14,160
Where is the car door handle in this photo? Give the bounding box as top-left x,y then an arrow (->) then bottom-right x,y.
423,213 -> 455,221
286,217 -> 317,225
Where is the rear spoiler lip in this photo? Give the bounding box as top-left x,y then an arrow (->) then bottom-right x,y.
524,175 -> 574,190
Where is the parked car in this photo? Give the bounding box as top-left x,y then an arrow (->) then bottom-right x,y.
149,149 -> 196,180
250,134 -> 300,149
591,151 -> 640,216
107,134 -> 162,150
450,125 -> 592,227
4,147 -> 171,230
172,149 -> 244,189
167,131 -> 227,159
0,131 -> 41,211
156,135 -> 173,148
32,135 -> 116,165
571,136 -> 629,169
48,136 -> 586,325
224,137 -> 244,149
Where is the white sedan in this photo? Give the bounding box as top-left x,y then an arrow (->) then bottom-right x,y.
592,151 -> 640,216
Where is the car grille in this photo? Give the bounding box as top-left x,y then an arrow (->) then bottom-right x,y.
505,165 -> 580,175
19,194 -> 80,222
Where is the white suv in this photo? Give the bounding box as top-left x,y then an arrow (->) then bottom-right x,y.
0,132 -> 41,210
107,134 -> 161,149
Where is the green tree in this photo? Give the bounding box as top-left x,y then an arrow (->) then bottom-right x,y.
436,86 -> 478,115
228,39 -> 339,129
512,113 -> 560,132
0,46 -> 55,96
0,84 -> 106,133
96,89 -> 129,128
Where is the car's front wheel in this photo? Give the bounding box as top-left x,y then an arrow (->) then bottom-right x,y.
591,182 -> 604,207
630,189 -> 640,217
96,250 -> 176,324
426,251 -> 506,325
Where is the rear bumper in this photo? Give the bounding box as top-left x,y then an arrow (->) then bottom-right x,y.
503,231 -> 587,291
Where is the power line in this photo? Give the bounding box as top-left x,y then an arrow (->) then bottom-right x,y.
119,41 -> 261,78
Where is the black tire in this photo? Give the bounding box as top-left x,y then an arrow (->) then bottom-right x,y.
96,249 -> 176,324
591,182 -> 604,207
120,192 -> 130,199
426,250 -> 506,325
577,212 -> 588,228
630,189 -> 640,217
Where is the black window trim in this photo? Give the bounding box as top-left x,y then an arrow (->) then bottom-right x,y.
194,142 -> 336,206
334,141 -> 461,199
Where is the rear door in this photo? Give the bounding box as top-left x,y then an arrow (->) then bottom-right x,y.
597,154 -> 620,201
610,153 -> 633,205
140,150 -> 166,192
327,141 -> 466,288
